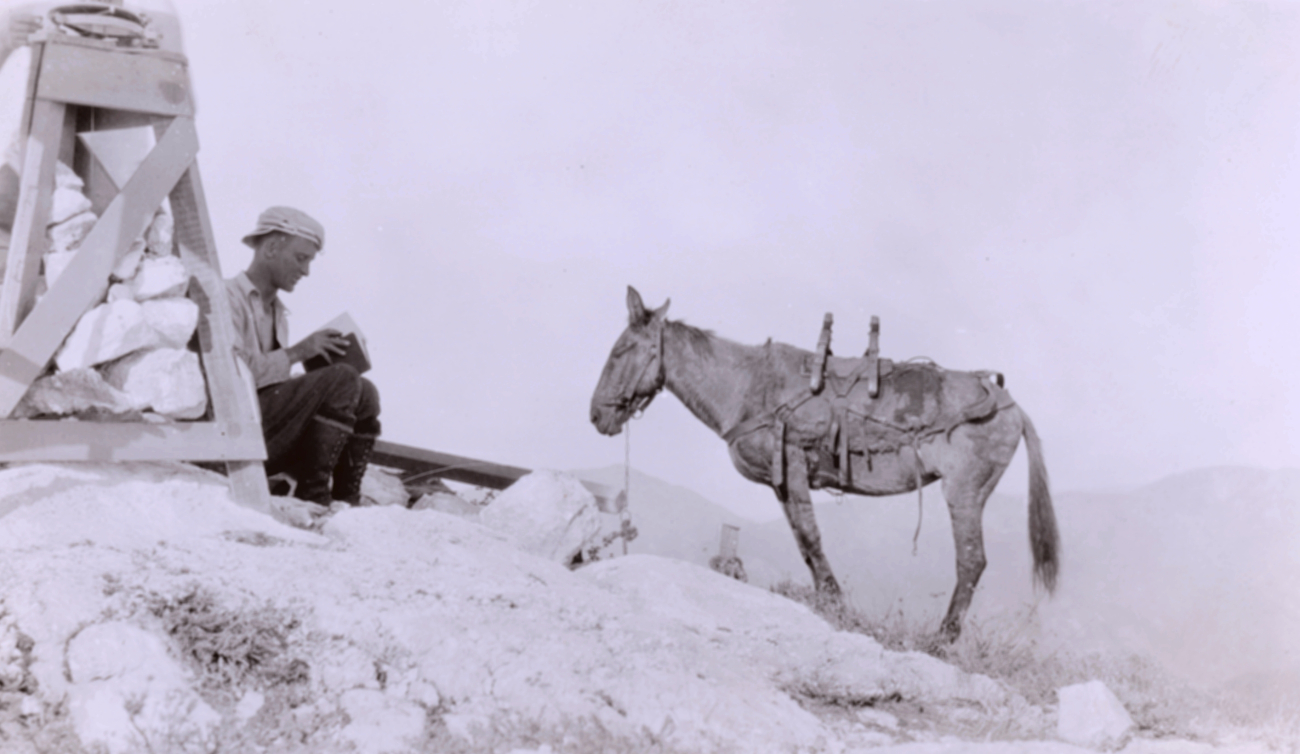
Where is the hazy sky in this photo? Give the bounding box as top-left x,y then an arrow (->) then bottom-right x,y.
39,0 -> 1300,519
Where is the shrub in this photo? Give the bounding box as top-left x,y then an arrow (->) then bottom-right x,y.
145,585 -> 306,697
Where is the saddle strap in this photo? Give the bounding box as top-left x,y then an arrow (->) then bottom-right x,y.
771,419 -> 786,490
833,410 -> 851,487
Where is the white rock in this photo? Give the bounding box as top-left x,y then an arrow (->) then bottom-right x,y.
141,296 -> 198,348
49,185 -> 92,225
480,470 -> 602,564
1057,679 -> 1133,750
13,366 -> 135,418
146,208 -> 174,256
55,160 -> 84,190
235,690 -> 264,721
111,244 -> 145,282
106,282 -> 133,302
411,491 -> 480,518
55,299 -> 158,371
42,249 -> 77,288
0,613 -> 26,689
66,621 -> 158,683
360,465 -> 409,507
47,210 -> 97,254
339,689 -> 427,754
128,253 -> 188,300
66,621 -> 220,754
0,464 -> 1065,754
101,348 -> 207,419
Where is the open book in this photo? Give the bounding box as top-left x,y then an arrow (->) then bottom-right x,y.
303,312 -> 371,374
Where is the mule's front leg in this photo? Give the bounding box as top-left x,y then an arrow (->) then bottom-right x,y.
777,450 -> 842,597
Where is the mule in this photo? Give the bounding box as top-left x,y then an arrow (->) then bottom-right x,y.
590,287 -> 1060,642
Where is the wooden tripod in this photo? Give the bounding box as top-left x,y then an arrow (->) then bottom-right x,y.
0,30 -> 270,512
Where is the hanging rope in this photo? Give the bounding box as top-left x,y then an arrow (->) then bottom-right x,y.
911,440 -> 924,556
622,422 -> 631,555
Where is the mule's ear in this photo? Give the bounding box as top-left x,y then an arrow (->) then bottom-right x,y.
651,298 -> 671,322
627,286 -> 648,325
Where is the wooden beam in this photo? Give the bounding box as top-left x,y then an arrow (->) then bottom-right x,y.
371,439 -> 617,505
170,161 -> 271,512
0,419 -> 265,462
0,98 -> 65,344
0,116 -> 198,415
36,41 -> 193,117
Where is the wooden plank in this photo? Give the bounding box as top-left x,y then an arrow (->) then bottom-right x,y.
171,163 -> 258,428
225,461 -> 271,514
0,116 -> 198,415
36,41 -> 193,117
0,98 -> 66,344
0,419 -> 265,461
370,439 -> 617,504
170,162 -> 272,510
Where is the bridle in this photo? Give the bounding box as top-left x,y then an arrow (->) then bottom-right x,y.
612,319 -> 666,422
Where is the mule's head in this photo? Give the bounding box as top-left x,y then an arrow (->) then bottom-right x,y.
590,286 -> 671,436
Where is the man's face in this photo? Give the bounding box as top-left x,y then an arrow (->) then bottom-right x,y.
269,234 -> 320,293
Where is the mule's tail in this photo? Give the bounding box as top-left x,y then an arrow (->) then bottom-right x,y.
1021,407 -> 1060,593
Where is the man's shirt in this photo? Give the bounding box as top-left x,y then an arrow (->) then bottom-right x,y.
225,272 -> 293,389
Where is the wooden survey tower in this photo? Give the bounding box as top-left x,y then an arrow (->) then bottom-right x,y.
0,4 -> 269,511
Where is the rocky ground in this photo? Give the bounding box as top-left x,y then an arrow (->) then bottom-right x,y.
0,462 -> 1289,753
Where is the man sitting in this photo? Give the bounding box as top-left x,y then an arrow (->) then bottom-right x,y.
225,206 -> 381,505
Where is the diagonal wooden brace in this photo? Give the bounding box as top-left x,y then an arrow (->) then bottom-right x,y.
0,98 -> 66,344
0,116 -> 199,416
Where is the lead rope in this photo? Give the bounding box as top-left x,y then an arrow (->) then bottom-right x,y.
911,439 -> 924,556
622,422 -> 632,555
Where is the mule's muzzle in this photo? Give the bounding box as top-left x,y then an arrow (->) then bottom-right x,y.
590,399 -> 628,436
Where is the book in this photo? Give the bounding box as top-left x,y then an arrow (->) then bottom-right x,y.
303,312 -> 372,374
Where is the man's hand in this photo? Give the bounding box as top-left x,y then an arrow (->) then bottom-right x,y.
287,329 -> 350,364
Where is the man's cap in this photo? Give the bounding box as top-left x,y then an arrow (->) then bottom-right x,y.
241,206 -> 325,249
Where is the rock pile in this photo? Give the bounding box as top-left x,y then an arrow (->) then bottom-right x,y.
0,462 -> 1051,754
13,161 -> 205,421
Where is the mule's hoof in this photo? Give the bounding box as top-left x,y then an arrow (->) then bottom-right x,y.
817,578 -> 843,598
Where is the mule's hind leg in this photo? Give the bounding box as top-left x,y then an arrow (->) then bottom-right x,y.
934,419 -> 1020,642
777,450 -> 842,597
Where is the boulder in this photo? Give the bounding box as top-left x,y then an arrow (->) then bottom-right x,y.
1057,680 -> 1133,750
411,491 -> 480,519
145,208 -> 174,256
66,621 -> 220,754
55,299 -> 158,371
141,297 -> 198,348
106,282 -> 133,302
49,185 -> 92,225
359,465 -> 409,507
47,210 -> 97,254
111,244 -> 145,282
338,688 -> 427,754
54,159 -> 83,190
479,470 -> 602,564
127,254 -> 188,300
101,348 -> 207,420
13,366 -> 135,418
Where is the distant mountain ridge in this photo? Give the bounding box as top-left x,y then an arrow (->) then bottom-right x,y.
574,464 -> 1300,697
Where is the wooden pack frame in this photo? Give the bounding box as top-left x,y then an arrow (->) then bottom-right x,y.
0,34 -> 270,512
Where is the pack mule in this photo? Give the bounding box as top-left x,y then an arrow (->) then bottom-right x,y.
589,286 -> 1061,643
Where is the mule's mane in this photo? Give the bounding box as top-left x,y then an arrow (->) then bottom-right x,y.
666,319 -> 716,357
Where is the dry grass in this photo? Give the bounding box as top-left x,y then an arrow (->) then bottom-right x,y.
421,711 -> 707,754
146,586 -> 306,697
769,580 -> 1300,746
